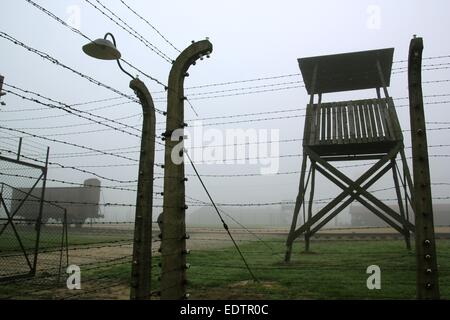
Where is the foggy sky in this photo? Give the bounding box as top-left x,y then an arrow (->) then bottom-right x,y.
1,0 -> 450,225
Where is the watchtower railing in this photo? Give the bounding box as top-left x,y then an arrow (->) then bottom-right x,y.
304,97 -> 402,153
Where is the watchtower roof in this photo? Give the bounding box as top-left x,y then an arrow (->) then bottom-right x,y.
298,48 -> 394,94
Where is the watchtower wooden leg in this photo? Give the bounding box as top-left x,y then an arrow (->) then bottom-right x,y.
305,162 -> 316,252
399,160 -> 413,226
285,154 -> 309,262
289,147 -> 396,241
391,159 -> 412,250
399,148 -> 416,209
286,143 -> 417,259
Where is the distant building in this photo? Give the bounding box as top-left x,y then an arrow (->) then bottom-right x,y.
187,205 -> 295,227
186,201 -> 356,228
349,203 -> 450,227
187,202 -> 347,228
11,178 -> 103,226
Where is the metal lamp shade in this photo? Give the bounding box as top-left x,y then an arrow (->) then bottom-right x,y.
82,38 -> 121,60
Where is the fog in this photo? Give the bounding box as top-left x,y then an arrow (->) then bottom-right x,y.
1,0 -> 450,227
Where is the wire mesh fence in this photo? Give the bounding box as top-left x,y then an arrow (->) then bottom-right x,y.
0,153 -> 47,281
0,152 -> 69,297
0,216 -> 140,299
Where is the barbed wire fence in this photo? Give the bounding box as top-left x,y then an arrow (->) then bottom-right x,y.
1,0 -> 450,300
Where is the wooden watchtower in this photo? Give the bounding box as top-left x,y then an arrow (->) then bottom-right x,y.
285,48 -> 415,262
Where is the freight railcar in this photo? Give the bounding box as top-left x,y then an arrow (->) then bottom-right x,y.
11,178 -> 103,227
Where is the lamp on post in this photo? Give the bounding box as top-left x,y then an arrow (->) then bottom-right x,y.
82,33 -> 156,300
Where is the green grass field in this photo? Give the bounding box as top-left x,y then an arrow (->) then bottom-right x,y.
1,238 -> 449,299
0,225 -> 133,252
83,239 -> 450,300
